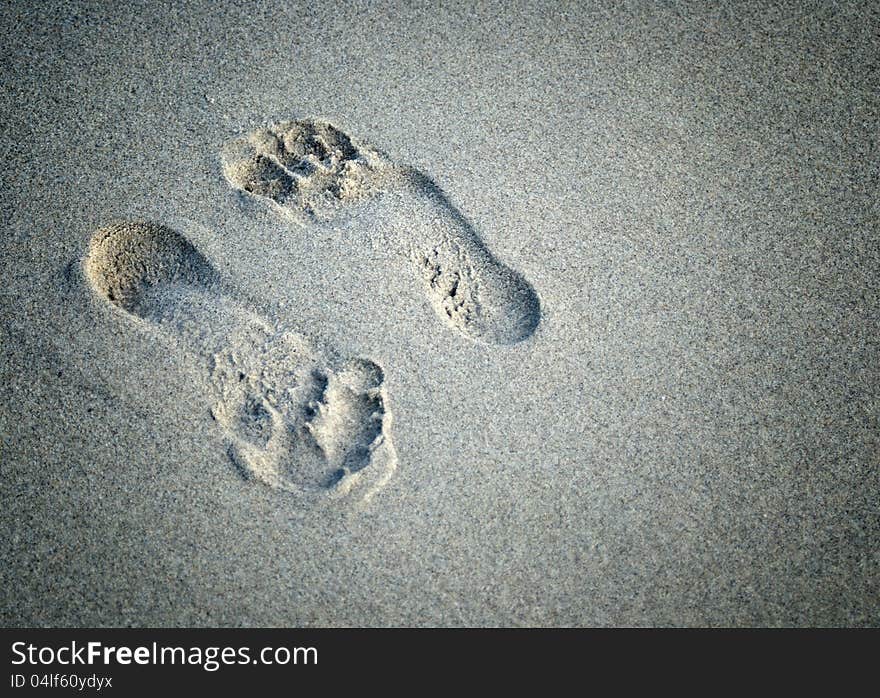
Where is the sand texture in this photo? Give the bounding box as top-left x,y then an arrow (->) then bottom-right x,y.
1,1 -> 878,626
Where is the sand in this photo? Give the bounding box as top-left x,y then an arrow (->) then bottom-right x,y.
1,0 -> 878,626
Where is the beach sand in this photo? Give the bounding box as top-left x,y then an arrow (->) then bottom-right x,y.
1,0 -> 877,626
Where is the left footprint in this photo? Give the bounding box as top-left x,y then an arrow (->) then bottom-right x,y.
84,221 -> 397,503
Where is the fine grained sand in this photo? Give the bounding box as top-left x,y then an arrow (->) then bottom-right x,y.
1,0 -> 878,627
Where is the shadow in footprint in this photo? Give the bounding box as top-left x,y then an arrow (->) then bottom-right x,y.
221,118 -> 541,346
83,221 -> 397,503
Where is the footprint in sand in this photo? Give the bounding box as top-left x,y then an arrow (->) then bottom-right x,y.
220,118 -> 541,346
83,220 -> 397,502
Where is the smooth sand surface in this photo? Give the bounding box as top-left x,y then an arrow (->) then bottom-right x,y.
1,0 -> 878,626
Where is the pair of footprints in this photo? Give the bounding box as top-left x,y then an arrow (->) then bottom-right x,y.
84,119 -> 540,503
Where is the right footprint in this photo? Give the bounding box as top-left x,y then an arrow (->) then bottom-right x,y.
83,220 -> 397,504
220,118 -> 541,346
